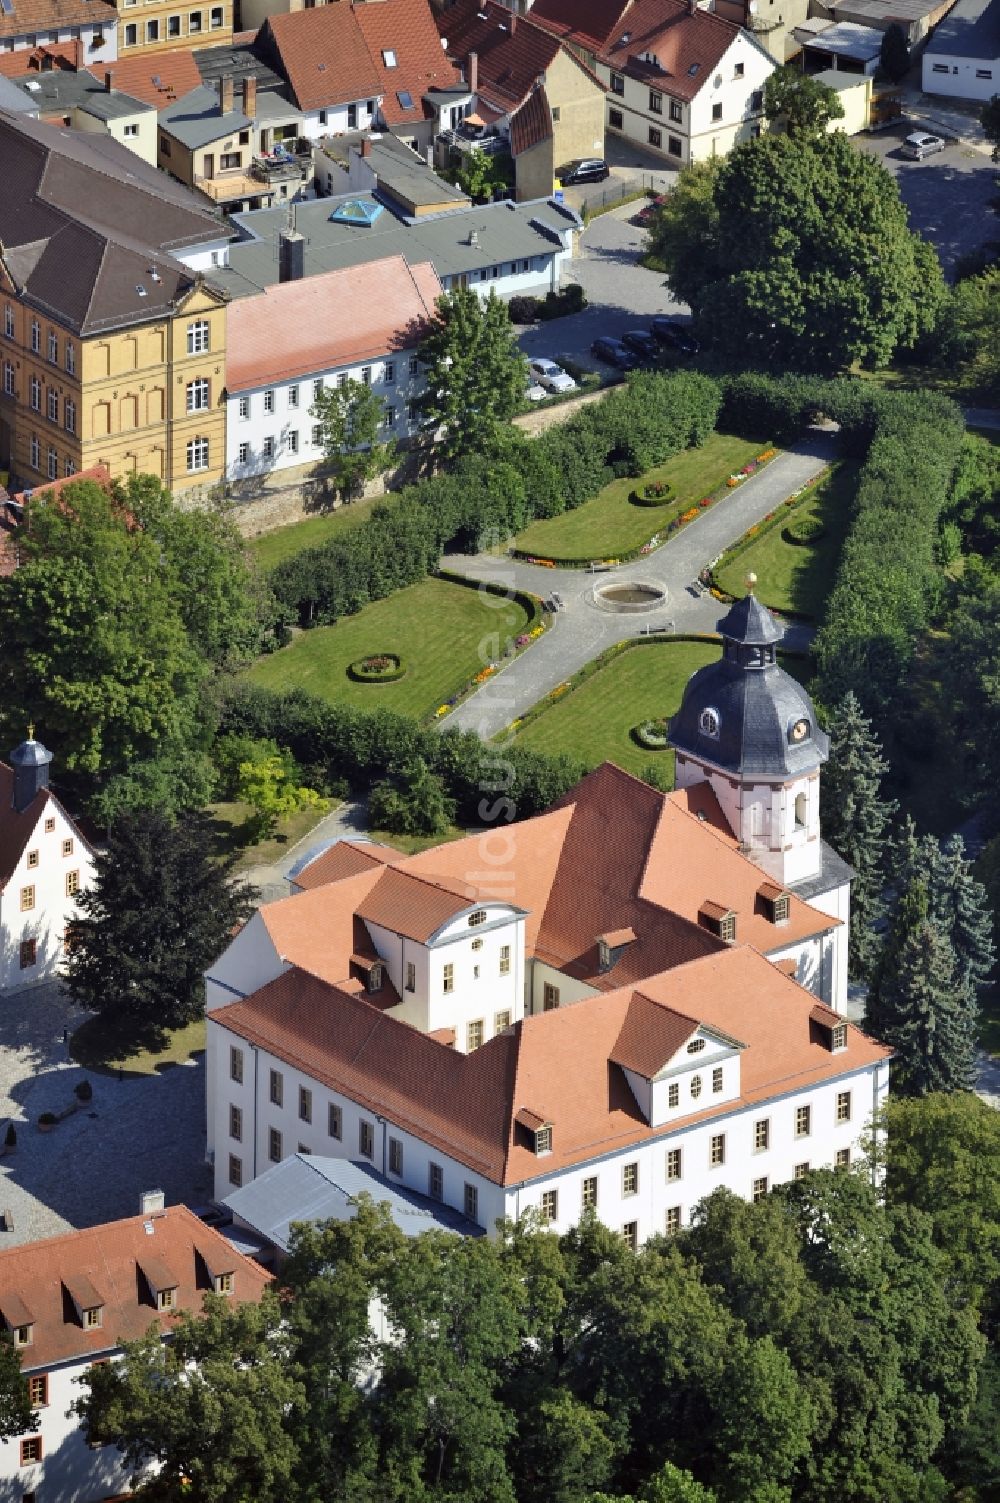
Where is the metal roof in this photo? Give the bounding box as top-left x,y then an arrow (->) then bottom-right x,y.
222,1154 -> 482,1250
801,19 -> 884,55
158,83 -> 251,149
923,0 -> 1000,58
11,69 -> 151,118
215,191 -> 579,299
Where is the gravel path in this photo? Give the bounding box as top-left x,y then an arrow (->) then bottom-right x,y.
442,429 -> 836,741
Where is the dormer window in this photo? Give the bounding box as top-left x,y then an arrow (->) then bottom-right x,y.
367,963 -> 383,994
468,909 -> 487,928
515,1107 -> 551,1153
535,1126 -> 552,1155
157,1287 -> 177,1311
810,1004 -> 848,1052
13,1324 -> 32,1347
83,1306 -> 103,1329
833,1023 -> 847,1051
598,939 -> 610,972
214,1271 -> 234,1295
699,902 -> 736,943
758,882 -> 790,924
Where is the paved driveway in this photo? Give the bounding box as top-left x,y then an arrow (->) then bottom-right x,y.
441,429 -> 835,741
858,125 -> 999,277
0,984 -> 211,1247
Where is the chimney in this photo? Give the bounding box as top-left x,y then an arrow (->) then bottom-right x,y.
360,136 -> 372,156
509,9 -> 516,30
9,733 -> 53,815
140,1189 -> 165,1216
103,69 -> 113,92
219,74 -> 234,114
278,226 -> 305,282
468,49 -> 478,95
242,74 -> 256,117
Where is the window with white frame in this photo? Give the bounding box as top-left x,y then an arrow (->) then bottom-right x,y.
622,1161 -> 638,1196
540,1189 -> 558,1222
30,319 -> 40,353
187,319 -> 210,354
753,1118 -> 770,1153
263,389 -> 274,413
795,1105 -> 811,1139
666,1148 -> 682,1181
328,1102 -> 342,1139
186,436 -> 209,472
262,436 -> 274,459
287,430 -> 299,454
47,448 -> 57,480
186,377 -> 209,412
384,361 -> 395,383
47,330 -> 58,364
65,340 -> 75,374
3,304 -> 13,338
29,376 -> 40,411
2,361 -> 13,396
65,398 -> 76,433
29,435 -> 40,470
47,389 -> 58,422
836,1091 -> 852,1123
287,384 -> 299,408
238,442 -> 249,464
238,394 -> 249,419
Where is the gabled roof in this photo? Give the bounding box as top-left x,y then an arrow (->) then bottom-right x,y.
292,838 -> 399,890
353,0 -> 463,124
224,254 -> 442,393
530,0 -> 634,55
0,0 -> 116,41
87,48 -> 204,108
439,0 -> 604,112
510,85 -> 553,155
157,83 -> 251,150
356,865 -> 486,944
0,760 -> 91,892
260,6 -> 386,111
0,1206 -> 271,1371
597,0 -> 745,101
0,40 -> 81,76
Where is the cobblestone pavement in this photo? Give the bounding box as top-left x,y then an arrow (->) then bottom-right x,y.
0,983 -> 211,1247
442,429 -> 836,741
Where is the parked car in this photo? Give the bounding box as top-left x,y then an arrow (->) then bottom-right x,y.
650,317 -> 700,356
632,194 -> 668,227
621,330 -> 661,363
591,336 -> 638,370
528,357 -> 578,394
556,158 -> 610,185
526,381 -> 547,403
899,131 -> 946,160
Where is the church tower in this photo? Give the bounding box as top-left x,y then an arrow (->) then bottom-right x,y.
669,592 -> 828,887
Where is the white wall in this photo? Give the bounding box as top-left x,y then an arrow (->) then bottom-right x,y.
922,50 -> 999,100
204,910 -> 285,1012
802,878 -> 851,1014
0,800 -> 94,993
175,238 -> 232,273
300,99 -> 379,142
527,958 -> 598,1015
74,106 -> 158,168
0,22 -> 117,60
0,1354 -> 138,1502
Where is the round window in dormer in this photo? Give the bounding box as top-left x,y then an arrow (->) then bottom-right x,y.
699,707 -> 721,739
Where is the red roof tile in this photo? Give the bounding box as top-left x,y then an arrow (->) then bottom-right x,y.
225,256 -> 442,393
0,40 -> 81,75
11,463 -> 111,507
0,762 -> 91,893
354,0 -> 462,124
509,84 -> 552,155
262,6 -> 386,112
294,839 -> 399,892
599,0 -> 742,101
0,1206 -> 271,1371
356,866 -> 485,944
84,49 -> 203,108
439,0 -> 561,106
530,0 -> 633,55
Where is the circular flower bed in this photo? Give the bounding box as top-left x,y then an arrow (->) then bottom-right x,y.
347,653 -> 407,683
783,516 -> 826,547
630,481 -> 674,508
631,717 -> 671,750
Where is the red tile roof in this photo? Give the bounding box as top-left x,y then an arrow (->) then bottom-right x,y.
225,256 -> 442,393
357,866 -> 485,943
599,0 -> 742,100
0,0 -> 116,43
0,40 -> 81,76
11,463 -> 112,507
509,85 -> 553,155
0,1206 -> 271,1371
530,0 -> 633,55
293,838 -> 400,891
353,0 -> 462,124
261,5 -> 388,112
84,49 -> 203,108
439,0 -> 603,114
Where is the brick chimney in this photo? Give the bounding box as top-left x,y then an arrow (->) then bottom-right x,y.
242,74 -> 256,117
468,49 -> 478,94
509,10 -> 516,30
219,74 -> 234,114
360,136 -> 372,156
103,69 -> 113,91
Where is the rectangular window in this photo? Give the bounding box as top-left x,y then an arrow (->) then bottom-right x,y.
312,378 -> 323,401
64,399 -> 76,434
611,71 -> 624,94
311,425 -> 323,447
443,963 -> 454,994
287,430 -> 299,455
187,320 -> 210,355
186,437 -> 209,473
186,377 -> 209,413
384,361 -> 395,383
66,342 -> 75,374
582,1175 -> 597,1209
167,14 -> 181,34
146,18 -> 159,40
494,1009 -> 511,1032
540,1189 -> 558,1222
734,60 -> 744,77
66,871 -> 80,898
429,1162 -> 443,1200
794,1161 -> 810,1180
2,361 -> 13,396
467,1019 -> 484,1051
19,939 -> 36,970
64,458 -> 76,478
28,850 -> 39,869
833,1023 -> 847,1050
666,1148 -> 682,1181
238,394 -> 249,419
211,4 -> 223,24
29,436 -> 40,471
836,1091 -> 852,1124
622,1161 -> 638,1196
47,389 -> 58,422
670,99 -> 683,122
712,1066 -> 723,1093
299,1085 -> 312,1123
649,89 -> 662,113
361,366 -> 372,386
404,961 -> 416,992
551,105 -> 561,121
751,89 -> 763,110
712,102 -> 723,121
667,1081 -> 680,1108
3,304 -> 12,338
499,944 -> 511,976
287,384 -> 299,408
262,436 -> 274,460
795,1105 -> 811,1139
752,1176 -> 769,1202
47,448 -> 58,481
189,9 -> 202,29
27,1374 -> 47,1406
464,1183 -> 478,1221
20,1436 -> 42,1466
218,152 -> 240,172
328,1102 -> 342,1139
835,1147 -> 851,1169
30,319 -> 40,353
44,818 -> 55,833
263,389 -> 274,414
710,1133 -> 725,1167
157,1287 -> 175,1310
215,1271 -> 234,1294
649,126 -> 662,148
268,1128 -> 282,1163
238,442 -> 249,464
30,377 -> 40,412
542,982 -> 559,1011
230,1046 -> 243,1084
609,107 -> 624,130
382,404 -> 394,431
20,886 -> 35,912
229,1104 -> 242,1141
408,355 -> 419,376
622,1221 -> 638,1250
269,1069 -> 283,1107
665,1205 -> 681,1235
388,1136 -> 403,1175
753,1118 -> 769,1153
359,1120 -> 374,1159
124,17 -> 137,38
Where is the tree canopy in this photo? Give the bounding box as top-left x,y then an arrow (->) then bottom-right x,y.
649,133 -> 944,371
762,68 -> 844,134
310,377 -> 397,499
419,288 -> 528,458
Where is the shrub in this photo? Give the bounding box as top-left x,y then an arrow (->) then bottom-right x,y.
508,294 -> 540,325
631,718 -> 671,749
347,653 -> 406,683
631,481 -> 674,507
784,516 -> 826,545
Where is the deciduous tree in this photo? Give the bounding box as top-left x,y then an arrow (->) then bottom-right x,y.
419,288 -> 528,458
763,68 -> 845,134
369,757 -> 456,837
310,377 -> 397,499
0,1333 -> 35,1442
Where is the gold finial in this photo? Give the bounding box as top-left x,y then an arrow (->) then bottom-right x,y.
745,572 -> 757,595
27,722 -> 34,742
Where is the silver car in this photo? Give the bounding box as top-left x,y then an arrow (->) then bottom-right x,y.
528,358 -> 577,394
900,131 -> 946,160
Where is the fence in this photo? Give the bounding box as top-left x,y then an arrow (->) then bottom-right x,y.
574,173 -> 664,216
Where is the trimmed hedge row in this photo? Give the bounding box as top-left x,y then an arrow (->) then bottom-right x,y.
267,370 -> 722,627
347,654 -> 406,683
718,373 -> 965,714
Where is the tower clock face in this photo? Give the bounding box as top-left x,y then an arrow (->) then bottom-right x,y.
790,717 -> 810,743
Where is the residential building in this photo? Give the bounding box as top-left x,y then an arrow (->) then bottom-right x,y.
316,131 -> 472,214
0,1201 -> 271,1501
224,252 -> 441,480
0,110 -> 231,494
797,19 -> 884,72
212,189 -> 579,302
249,0 -> 463,151
85,43 -> 203,106
437,0 -> 607,199
112,0 -> 232,59
158,74 -> 307,212
0,733 -> 93,993
204,601 -> 883,1241
922,0 -> 999,97
13,66 -> 157,163
532,0 -> 774,162
0,0 -> 117,68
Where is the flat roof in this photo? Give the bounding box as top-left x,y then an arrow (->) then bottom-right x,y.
216,191 -> 580,299
193,40 -> 285,87
801,19 -> 885,55
15,70 -> 151,118
322,130 -> 470,208
831,0 -> 947,20
924,0 -> 1000,57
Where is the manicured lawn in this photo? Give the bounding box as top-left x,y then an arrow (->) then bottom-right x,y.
512,640 -> 810,782
245,575 -> 532,720
206,799 -> 339,869
249,493 -> 396,571
715,463 -> 859,619
513,433 -> 769,562
70,1016 -> 206,1079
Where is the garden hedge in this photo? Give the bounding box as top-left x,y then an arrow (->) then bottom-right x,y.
347,654 -> 406,683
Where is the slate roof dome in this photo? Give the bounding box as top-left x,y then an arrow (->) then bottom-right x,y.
9,736 -> 53,770
669,596 -> 829,778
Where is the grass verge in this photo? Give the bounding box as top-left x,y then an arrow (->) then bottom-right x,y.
69,1016 -> 206,1079
249,492 -> 397,571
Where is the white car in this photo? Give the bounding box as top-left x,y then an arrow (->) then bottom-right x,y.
526,381 -> 547,402
900,131 -> 946,160
529,357 -> 577,394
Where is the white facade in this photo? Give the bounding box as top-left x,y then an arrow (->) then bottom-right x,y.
0,1354 -> 136,1502
602,31 -> 774,165
300,97 -> 379,142
0,796 -> 93,993
175,238 -> 233,273
208,1008 -> 889,1238
0,21 -> 117,62
923,47 -> 999,99
225,350 -> 426,480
